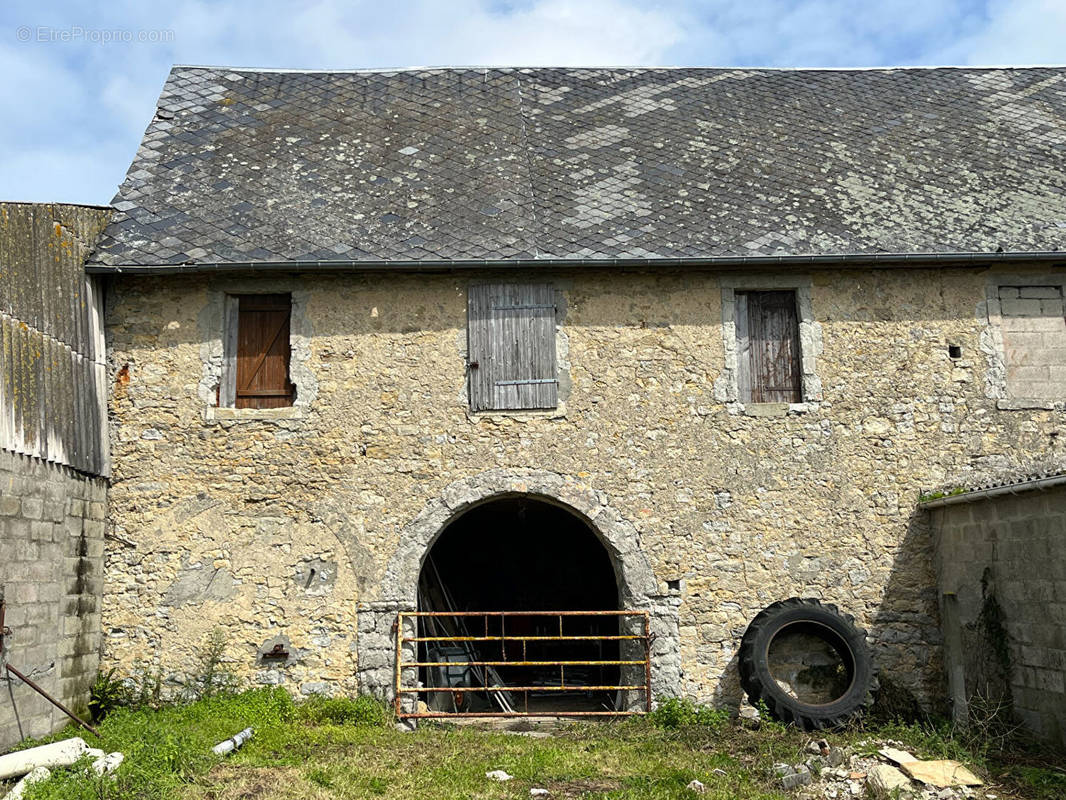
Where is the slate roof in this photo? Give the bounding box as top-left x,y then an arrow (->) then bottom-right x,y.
89,65 -> 1066,268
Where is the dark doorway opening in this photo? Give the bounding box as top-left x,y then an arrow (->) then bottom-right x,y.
417,495 -> 621,714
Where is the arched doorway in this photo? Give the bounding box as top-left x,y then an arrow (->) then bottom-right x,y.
416,495 -> 622,713
355,469 -> 681,711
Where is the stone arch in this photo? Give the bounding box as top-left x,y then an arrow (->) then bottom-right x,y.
355,469 -> 681,702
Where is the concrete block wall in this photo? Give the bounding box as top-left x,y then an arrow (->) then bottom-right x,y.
932,483 -> 1066,748
0,450 -> 107,752
998,285 -> 1066,402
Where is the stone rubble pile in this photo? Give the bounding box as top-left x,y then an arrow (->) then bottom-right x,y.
774,738 -> 990,799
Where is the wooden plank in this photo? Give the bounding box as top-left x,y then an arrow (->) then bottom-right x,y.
467,284 -> 493,411
735,292 -> 751,403
220,295 -> 239,407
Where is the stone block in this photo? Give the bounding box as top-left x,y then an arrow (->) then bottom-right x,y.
20,498 -> 43,520
0,495 -> 20,516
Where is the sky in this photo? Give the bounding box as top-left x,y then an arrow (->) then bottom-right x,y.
2,0 -> 1065,206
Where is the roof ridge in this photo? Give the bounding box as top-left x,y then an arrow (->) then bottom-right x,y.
168,63 -> 1066,75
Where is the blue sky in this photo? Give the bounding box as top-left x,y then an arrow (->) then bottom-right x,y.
2,0 -> 1065,206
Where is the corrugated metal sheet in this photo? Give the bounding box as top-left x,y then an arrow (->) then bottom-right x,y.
0,202 -> 112,476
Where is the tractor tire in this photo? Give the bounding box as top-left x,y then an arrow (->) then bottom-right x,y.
738,597 -> 878,730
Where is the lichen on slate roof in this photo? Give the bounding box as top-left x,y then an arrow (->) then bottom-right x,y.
90,65 -> 1066,267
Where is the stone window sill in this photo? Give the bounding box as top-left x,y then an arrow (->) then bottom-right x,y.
728,401 -> 820,417
204,406 -> 307,423
996,398 -> 1064,411
467,404 -> 566,422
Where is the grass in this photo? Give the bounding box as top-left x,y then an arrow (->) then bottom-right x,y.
2,689 -> 1063,800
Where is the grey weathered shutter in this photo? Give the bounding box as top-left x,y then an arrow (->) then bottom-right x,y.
468,284 -> 557,411
736,291 -> 801,404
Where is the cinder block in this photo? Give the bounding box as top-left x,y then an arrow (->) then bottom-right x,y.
1019,286 -> 1063,300
1035,668 -> 1065,694
1010,364 -> 1053,384
43,500 -> 65,523
7,582 -> 38,604
1025,347 -> 1066,367
20,498 -> 43,520
1003,315 -> 1065,332
1001,298 -> 1047,317
29,520 -> 53,546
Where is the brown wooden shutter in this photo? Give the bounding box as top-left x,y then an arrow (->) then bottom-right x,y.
234,294 -> 294,409
468,284 -> 557,411
736,290 -> 801,404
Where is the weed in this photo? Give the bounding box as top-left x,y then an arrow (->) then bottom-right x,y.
296,695 -> 391,727
88,668 -> 128,722
188,628 -> 242,700
649,697 -> 729,729
124,662 -> 164,710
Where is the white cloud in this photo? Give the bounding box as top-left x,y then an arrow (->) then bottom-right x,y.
2,0 -> 1066,204
947,0 -> 1066,65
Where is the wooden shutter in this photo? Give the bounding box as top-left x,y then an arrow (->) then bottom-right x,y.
232,294 -> 294,409
736,290 -> 801,404
468,284 -> 557,411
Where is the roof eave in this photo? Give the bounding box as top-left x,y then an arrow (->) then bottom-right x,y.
85,251 -> 1066,275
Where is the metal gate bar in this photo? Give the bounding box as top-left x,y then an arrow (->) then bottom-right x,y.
395,610 -> 652,719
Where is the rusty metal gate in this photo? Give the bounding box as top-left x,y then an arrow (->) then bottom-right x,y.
394,610 -> 652,718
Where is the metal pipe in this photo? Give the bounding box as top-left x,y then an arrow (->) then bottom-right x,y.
398,684 -> 647,693
86,250 -> 1066,276
396,609 -> 652,719
402,710 -> 640,718
404,659 -> 645,668
405,634 -> 645,642
643,615 -> 653,713
404,610 -> 648,617
4,664 -> 99,737
393,613 -> 404,719
920,473 -> 1066,508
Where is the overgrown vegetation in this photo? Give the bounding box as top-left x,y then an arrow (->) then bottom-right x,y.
648,696 -> 729,730
89,629 -> 241,722
917,486 -> 969,503
6,684 -> 1064,800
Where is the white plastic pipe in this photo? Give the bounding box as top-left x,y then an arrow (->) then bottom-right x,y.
211,727 -> 253,756
2,766 -> 50,800
91,752 -> 124,776
0,738 -> 90,781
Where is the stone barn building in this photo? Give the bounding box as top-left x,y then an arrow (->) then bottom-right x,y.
67,65 -> 1066,717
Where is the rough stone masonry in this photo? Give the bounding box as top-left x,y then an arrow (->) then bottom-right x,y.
100,265 -> 1066,709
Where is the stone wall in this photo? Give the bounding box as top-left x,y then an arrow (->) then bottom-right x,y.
931,482 -> 1066,747
100,266 -> 1066,708
0,450 -> 107,750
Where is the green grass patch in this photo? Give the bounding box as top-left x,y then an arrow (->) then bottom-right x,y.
2,689 -> 1061,800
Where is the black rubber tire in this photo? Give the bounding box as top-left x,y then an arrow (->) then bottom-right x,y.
738,597 -> 879,730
